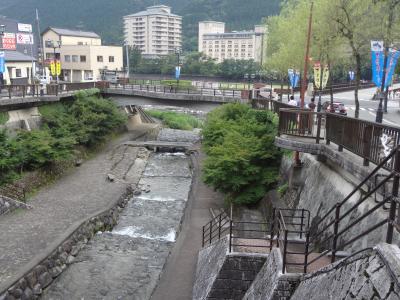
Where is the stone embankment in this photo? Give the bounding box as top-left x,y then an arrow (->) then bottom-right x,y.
0,196 -> 30,217
0,124 -> 159,299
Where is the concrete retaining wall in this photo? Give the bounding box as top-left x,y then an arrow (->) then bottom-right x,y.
0,188 -> 132,299
291,243 -> 400,300
193,237 -> 267,300
280,153 -> 396,253
243,248 -> 300,300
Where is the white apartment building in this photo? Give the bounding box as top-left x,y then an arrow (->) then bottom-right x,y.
123,5 -> 182,57
198,21 -> 266,63
42,27 -> 123,82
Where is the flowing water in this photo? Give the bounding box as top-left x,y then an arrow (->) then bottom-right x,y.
42,130 -> 196,300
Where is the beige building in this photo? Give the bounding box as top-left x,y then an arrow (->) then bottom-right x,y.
198,21 -> 266,63
2,51 -> 36,85
123,5 -> 182,57
42,27 -> 123,82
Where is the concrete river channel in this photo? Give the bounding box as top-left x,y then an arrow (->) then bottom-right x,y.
41,123 -> 201,299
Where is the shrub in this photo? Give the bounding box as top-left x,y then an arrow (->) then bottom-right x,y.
202,103 -> 282,205
147,110 -> 202,130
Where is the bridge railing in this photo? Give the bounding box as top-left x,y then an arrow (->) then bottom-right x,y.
0,82 -> 98,99
106,83 -> 244,99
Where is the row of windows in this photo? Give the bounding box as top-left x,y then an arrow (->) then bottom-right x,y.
62,55 -> 115,63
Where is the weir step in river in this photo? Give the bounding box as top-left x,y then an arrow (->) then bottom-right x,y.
41,129 -> 197,300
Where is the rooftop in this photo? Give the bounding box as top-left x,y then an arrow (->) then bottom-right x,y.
4,50 -> 36,62
124,5 -> 181,18
43,27 -> 100,38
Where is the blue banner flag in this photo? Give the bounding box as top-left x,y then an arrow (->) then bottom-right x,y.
0,52 -> 4,73
385,49 -> 400,88
348,71 -> 355,81
175,66 -> 181,80
288,69 -> 300,88
371,41 -> 384,88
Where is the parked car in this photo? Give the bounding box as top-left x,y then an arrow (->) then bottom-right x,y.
323,101 -> 347,115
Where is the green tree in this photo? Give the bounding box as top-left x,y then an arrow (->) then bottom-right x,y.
202,103 -> 281,205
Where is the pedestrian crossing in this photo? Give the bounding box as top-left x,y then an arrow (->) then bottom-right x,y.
347,107 -> 377,112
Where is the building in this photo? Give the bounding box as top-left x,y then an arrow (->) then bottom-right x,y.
198,21 -> 266,63
123,5 -> 182,57
0,16 -> 37,85
41,27 -> 123,82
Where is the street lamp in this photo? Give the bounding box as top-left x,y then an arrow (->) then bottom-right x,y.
47,39 -> 61,83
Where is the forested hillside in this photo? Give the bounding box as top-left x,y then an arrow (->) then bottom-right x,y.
0,0 -> 280,50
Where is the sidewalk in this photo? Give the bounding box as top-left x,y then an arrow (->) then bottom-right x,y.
150,148 -> 225,300
0,124 -> 156,292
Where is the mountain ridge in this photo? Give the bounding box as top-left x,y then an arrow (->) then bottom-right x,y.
0,0 -> 281,50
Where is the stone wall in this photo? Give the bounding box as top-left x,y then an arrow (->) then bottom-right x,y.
280,153 -> 396,253
243,248 -> 300,300
193,237 -> 267,300
0,196 -> 30,216
291,243 -> 400,300
0,188 -> 132,299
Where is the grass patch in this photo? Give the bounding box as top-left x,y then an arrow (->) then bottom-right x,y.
0,112 -> 9,125
147,110 -> 202,130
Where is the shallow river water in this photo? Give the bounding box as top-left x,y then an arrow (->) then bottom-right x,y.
42,130 -> 195,300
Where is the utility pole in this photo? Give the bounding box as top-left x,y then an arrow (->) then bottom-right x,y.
125,43 -> 130,81
35,9 -> 45,77
295,1 -> 314,166
300,2 -> 314,109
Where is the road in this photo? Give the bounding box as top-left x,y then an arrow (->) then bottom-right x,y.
319,84 -> 400,126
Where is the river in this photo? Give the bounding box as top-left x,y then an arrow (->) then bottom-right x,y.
42,129 -> 199,300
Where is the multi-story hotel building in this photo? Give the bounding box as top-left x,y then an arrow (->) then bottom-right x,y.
198,21 -> 266,63
123,5 -> 182,58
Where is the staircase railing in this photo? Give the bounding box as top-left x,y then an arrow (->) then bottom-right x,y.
301,145 -> 400,273
202,210 -> 230,247
273,208 -> 310,273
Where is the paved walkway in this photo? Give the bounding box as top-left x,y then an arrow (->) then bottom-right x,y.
0,124 -> 157,292
150,148 -> 225,300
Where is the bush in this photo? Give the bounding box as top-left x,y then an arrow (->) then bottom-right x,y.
202,103 -> 282,205
147,110 -> 202,130
0,95 -> 127,185
0,112 -> 9,125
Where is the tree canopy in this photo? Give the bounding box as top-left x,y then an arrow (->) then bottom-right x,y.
202,103 -> 282,205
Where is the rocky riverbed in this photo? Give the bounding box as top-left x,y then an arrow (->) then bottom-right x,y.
41,129 -> 197,300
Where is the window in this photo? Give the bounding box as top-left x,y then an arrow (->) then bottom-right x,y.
97,56 -> 103,62
109,56 -> 115,62
64,55 -> 71,62
80,55 -> 86,62
78,42 -> 83,45
15,69 -> 22,77
72,55 -> 79,62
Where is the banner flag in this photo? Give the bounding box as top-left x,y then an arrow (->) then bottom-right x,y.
321,65 -> 329,89
175,66 -> 181,80
288,69 -> 300,88
385,48 -> 400,88
371,40 -> 384,87
56,61 -> 61,76
0,52 -> 4,73
314,62 -> 322,89
293,71 -> 300,88
349,71 -> 355,81
50,61 -> 56,76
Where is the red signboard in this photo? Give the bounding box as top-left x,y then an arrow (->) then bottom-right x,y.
2,33 -> 16,50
